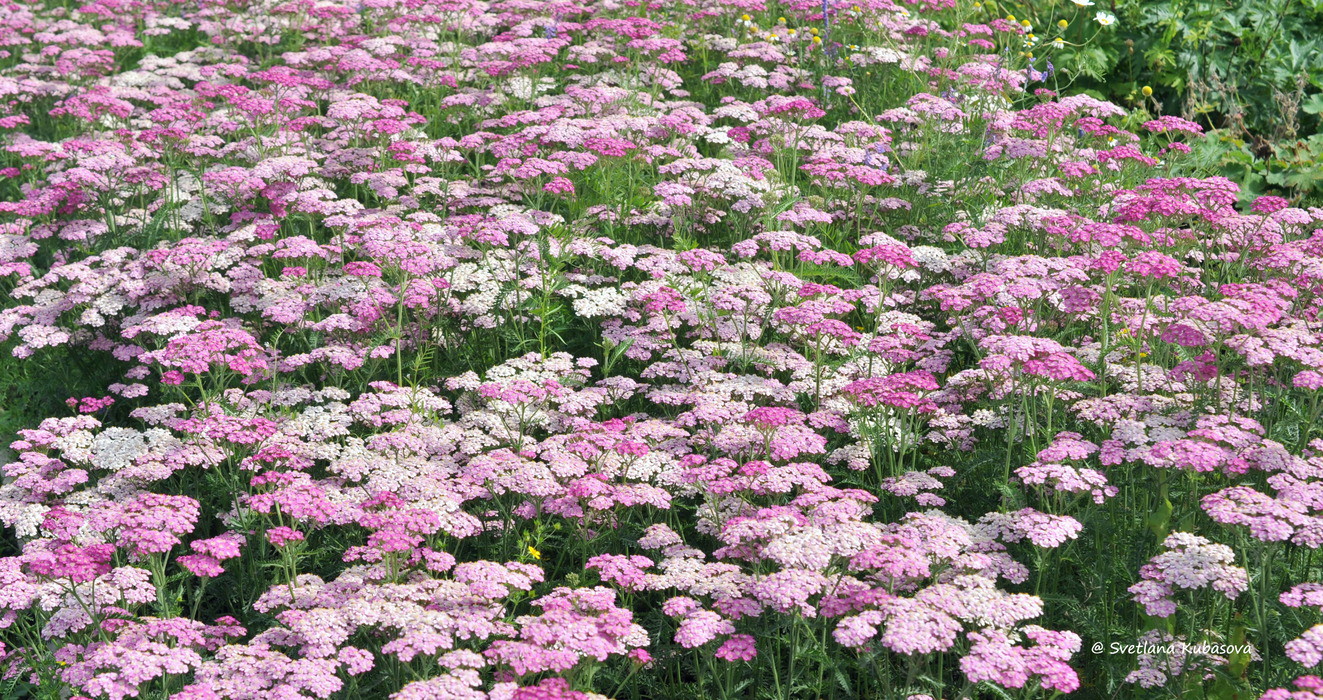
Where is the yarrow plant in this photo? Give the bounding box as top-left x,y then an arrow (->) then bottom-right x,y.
0,0 -> 1318,699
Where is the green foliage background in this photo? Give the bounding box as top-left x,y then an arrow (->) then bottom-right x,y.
1003,0 -> 1323,203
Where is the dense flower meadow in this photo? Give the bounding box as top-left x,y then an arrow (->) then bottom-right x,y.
1,0 -> 1323,698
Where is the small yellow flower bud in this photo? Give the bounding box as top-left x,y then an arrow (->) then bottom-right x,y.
812,35 -> 822,44
1141,85 -> 1153,96
1057,19 -> 1068,28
